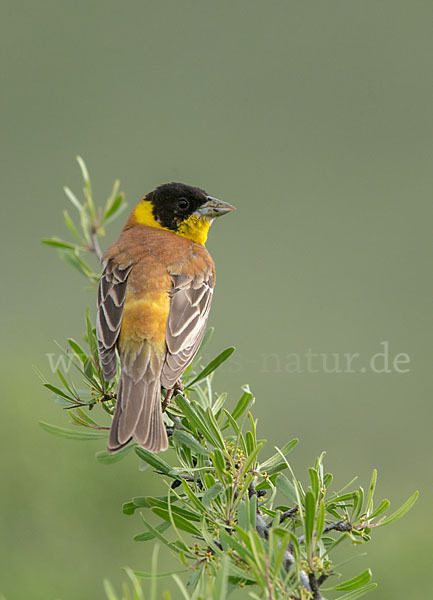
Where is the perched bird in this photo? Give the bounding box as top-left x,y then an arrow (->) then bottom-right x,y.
96,183 -> 234,453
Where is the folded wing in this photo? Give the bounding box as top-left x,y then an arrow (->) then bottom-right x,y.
96,261 -> 132,381
161,272 -> 214,389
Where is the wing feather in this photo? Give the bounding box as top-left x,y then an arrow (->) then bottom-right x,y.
96,261 -> 133,381
161,272 -> 214,389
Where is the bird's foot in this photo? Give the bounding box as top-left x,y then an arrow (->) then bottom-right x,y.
162,380 -> 184,412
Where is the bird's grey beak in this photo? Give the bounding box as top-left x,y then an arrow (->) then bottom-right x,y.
198,196 -> 236,218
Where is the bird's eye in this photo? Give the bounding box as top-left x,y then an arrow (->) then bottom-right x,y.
178,197 -> 189,210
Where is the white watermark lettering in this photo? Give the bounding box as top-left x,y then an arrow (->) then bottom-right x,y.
222,341 -> 411,375
46,353 -> 74,373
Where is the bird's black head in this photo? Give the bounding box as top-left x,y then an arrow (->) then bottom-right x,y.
147,182 -> 209,231
133,182 -> 235,245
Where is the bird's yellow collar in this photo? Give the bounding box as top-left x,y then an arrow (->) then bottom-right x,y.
133,201 -> 210,245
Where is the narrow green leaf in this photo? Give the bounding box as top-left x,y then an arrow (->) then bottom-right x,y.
248,412 -> 257,445
327,492 -> 356,506
39,421 -> 106,440
74,407 -> 98,426
211,448 -> 226,481
186,347 -> 235,388
77,155 -> 90,183
178,481 -> 207,515
259,438 -> 298,472
316,499 -> 325,540
124,567 -> 144,600
151,507 -> 201,535
106,204 -> 128,228
123,502 -> 137,515
146,497 -> 201,521
352,487 -> 364,521
133,568 -> 186,579
60,248 -> 98,281
226,559 -> 256,583
63,186 -> 82,210
42,238 -> 78,250
221,409 -> 247,454
202,483 -> 224,509
365,469 -> 377,517
63,209 -> 82,242
70,411 -> 91,427
175,396 -> 216,446
304,491 -> 316,549
329,569 -> 372,591
335,583 -> 378,600
220,529 -> 251,560
68,339 -> 88,364
275,474 -> 297,505
103,579 -> 118,600
172,574 -> 191,600
245,431 -> 255,455
247,529 -> 265,574
239,441 -> 265,479
103,194 -> 124,222
132,496 -> 152,507
96,445 -> 134,464
231,390 -> 253,421
190,381 -> 210,409
85,310 -> 98,357
248,494 -> 257,528
255,473 -> 278,491
265,462 -> 290,476
324,473 -> 333,488
367,499 -> 390,521
172,429 -> 209,456
84,358 -> 96,379
205,407 -> 225,449
214,554 -> 229,600
133,521 -> 171,542
377,491 -> 418,527
103,178 -> 120,213
135,447 -> 173,475
212,392 -> 227,415
122,496 -> 154,514
309,468 -> 320,501
138,516 -> 178,553
43,383 -> 75,402
237,500 -> 249,531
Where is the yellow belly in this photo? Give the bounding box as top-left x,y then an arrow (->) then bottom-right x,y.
118,289 -> 169,353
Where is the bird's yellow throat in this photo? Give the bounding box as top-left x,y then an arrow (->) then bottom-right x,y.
133,200 -> 210,246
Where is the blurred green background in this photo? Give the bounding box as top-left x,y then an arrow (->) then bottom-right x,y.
1,1 -> 432,598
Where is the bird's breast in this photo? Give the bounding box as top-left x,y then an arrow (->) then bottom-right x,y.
118,287 -> 170,349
